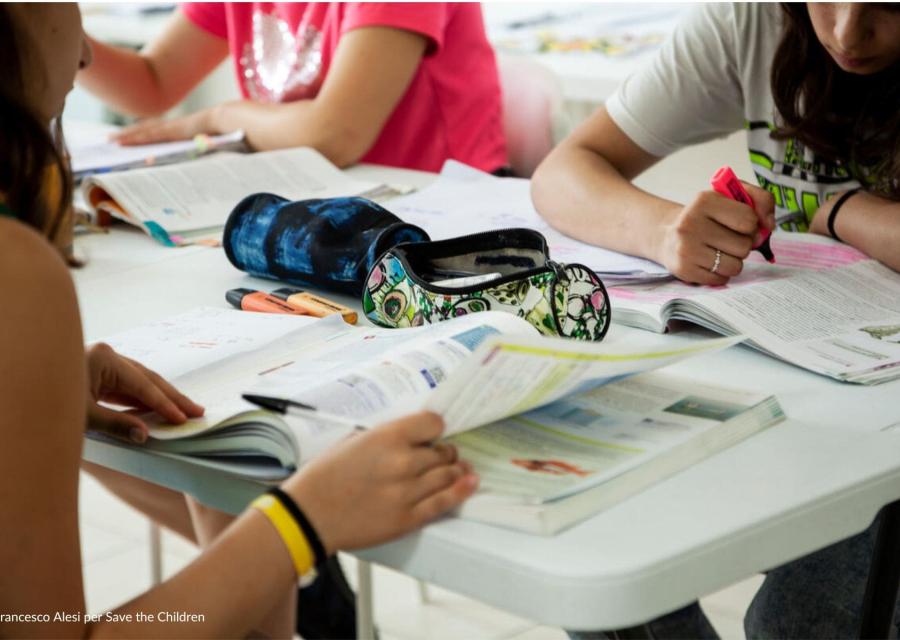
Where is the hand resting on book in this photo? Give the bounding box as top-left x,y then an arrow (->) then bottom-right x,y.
85,342 -> 205,444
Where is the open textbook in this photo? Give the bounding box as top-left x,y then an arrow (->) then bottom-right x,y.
388,160 -> 671,283
607,233 -> 900,384
102,307 -> 782,534
80,147 -> 381,246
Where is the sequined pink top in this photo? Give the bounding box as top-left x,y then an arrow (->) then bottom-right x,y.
182,2 -> 507,173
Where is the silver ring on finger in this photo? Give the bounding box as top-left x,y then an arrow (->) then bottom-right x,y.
710,249 -> 722,274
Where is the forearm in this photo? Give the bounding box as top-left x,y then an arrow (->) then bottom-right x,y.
532,143 -> 680,262
210,99 -> 370,166
77,37 -> 175,118
87,508 -> 294,639
814,191 -> 900,271
79,13 -> 227,119
109,25 -> 422,160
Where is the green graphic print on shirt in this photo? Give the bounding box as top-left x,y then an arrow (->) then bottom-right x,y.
745,121 -> 861,232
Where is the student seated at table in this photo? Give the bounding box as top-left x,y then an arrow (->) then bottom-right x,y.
532,2 -> 900,637
532,4 -> 899,284
0,5 -> 478,638
77,2 -> 507,173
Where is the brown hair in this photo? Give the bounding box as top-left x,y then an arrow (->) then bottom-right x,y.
0,6 -> 73,244
771,3 -> 900,198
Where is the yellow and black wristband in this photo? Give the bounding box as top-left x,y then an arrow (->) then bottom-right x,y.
268,487 -> 328,568
251,492 -> 316,581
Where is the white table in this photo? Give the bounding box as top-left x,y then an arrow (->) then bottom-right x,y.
482,3 -> 689,107
74,164 -> 900,637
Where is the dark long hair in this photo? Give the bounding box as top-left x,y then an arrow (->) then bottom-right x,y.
0,6 -> 72,243
771,3 -> 900,198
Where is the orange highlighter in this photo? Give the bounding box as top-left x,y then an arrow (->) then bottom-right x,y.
226,288 -> 308,315
710,166 -> 776,263
271,287 -> 358,325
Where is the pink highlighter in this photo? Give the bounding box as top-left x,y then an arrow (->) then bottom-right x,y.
710,166 -> 776,263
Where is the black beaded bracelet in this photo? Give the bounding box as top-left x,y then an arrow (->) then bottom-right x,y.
268,487 -> 328,568
826,188 -> 860,243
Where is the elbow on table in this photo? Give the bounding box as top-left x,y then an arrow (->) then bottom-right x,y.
243,98 -> 381,165
309,124 -> 374,169
251,122 -> 372,168
531,152 -> 567,227
292,104 -> 379,167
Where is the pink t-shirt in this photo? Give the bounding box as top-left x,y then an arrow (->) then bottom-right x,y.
181,2 -> 507,173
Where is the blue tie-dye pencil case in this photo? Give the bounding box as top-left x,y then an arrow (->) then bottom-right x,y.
223,193 -> 430,296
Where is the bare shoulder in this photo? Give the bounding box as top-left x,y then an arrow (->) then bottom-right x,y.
0,216 -> 82,332
0,218 -> 88,637
0,216 -> 84,441
0,216 -> 74,289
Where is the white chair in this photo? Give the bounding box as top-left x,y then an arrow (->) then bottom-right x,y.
496,53 -> 571,178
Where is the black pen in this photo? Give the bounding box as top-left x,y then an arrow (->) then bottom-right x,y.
242,394 -> 366,431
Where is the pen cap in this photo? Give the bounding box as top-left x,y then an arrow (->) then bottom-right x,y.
270,287 -> 304,302
271,286 -> 358,323
710,166 -> 753,206
226,288 -> 255,309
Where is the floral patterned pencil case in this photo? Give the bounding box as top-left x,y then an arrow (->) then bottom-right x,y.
362,228 -> 611,341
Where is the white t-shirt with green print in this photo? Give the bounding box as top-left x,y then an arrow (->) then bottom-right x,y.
605,2 -> 861,232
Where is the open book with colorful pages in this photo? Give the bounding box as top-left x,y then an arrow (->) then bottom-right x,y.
607,233 -> 900,385
80,147 -> 381,246
102,307 -> 782,534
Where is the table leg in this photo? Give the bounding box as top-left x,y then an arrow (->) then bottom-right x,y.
417,579 -> 431,604
149,522 -> 163,585
356,560 -> 375,640
859,500 -> 900,639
